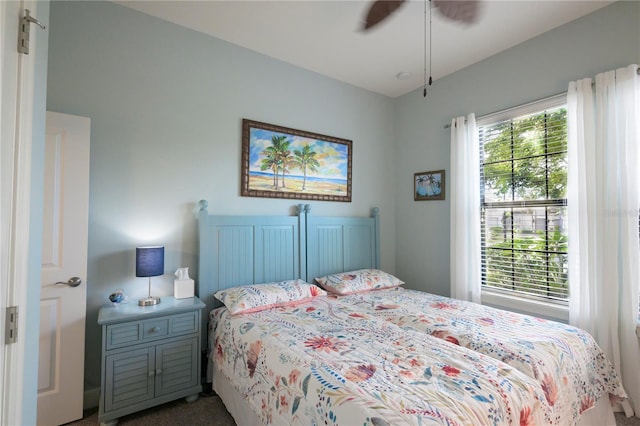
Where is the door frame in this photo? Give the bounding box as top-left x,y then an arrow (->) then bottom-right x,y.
1,1 -> 47,425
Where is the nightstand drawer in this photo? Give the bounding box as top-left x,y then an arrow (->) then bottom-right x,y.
105,322 -> 141,349
106,311 -> 199,350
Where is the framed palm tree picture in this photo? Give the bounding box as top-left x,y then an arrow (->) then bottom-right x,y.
414,170 -> 445,201
241,119 -> 352,202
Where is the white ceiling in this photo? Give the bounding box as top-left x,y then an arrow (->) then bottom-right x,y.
115,0 -> 614,98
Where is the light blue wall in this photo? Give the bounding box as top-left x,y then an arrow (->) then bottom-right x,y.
393,1 -> 640,296
25,1 -> 49,423
46,1 -> 396,395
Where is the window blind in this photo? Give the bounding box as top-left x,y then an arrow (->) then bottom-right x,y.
479,105 -> 569,302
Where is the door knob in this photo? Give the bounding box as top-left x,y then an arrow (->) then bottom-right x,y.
55,277 -> 82,287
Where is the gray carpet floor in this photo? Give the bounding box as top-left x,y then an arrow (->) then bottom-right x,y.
617,413 -> 640,426
64,393 -> 236,426
65,395 -> 640,426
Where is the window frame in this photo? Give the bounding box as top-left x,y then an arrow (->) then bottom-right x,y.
477,94 -> 569,319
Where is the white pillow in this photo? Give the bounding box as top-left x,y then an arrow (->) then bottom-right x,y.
214,279 -> 326,315
315,269 -> 404,295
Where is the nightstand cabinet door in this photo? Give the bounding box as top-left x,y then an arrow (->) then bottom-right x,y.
105,347 -> 155,412
155,337 -> 199,397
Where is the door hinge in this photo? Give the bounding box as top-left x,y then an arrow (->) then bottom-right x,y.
18,9 -> 46,55
5,306 -> 18,344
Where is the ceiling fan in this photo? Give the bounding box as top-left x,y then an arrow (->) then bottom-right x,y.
362,0 -> 481,31
362,0 -> 482,97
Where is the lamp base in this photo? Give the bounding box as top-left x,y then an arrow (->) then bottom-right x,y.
138,296 -> 161,306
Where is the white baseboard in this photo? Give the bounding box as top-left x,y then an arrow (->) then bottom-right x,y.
84,387 -> 100,410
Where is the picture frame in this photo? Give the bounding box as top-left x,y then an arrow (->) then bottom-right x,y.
241,119 -> 352,202
414,170 -> 445,201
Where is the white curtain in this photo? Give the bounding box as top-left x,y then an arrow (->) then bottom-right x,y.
567,64 -> 640,416
450,114 -> 481,303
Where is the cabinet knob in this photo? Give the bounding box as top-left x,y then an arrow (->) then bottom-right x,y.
148,371 -> 155,377
156,369 -> 162,375
151,326 -> 160,333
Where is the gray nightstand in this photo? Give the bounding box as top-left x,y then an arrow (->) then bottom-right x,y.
97,296 -> 206,425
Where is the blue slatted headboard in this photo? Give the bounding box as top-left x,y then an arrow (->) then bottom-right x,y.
197,200 -> 380,348
197,200 -> 305,344
304,206 -> 380,282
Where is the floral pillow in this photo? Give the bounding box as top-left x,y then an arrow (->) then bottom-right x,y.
214,279 -> 327,315
315,269 -> 404,295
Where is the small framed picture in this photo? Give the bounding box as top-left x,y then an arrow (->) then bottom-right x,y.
414,170 -> 445,201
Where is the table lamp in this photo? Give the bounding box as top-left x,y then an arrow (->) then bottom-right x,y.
136,246 -> 164,306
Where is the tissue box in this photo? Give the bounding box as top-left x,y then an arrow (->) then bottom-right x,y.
174,279 -> 194,299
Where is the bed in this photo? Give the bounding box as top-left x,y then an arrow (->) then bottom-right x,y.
196,200 -> 626,425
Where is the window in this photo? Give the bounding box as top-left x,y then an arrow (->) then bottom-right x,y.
479,97 -> 568,303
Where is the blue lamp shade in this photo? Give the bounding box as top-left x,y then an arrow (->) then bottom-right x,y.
136,246 -> 164,278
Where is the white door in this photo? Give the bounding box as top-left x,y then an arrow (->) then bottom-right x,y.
37,112 -> 90,425
1,2 -> 46,425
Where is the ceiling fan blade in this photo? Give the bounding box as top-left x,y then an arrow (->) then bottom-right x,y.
362,0 -> 407,31
433,0 -> 480,24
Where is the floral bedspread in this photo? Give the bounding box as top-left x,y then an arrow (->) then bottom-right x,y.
338,288 -> 627,425
211,296 -> 558,425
